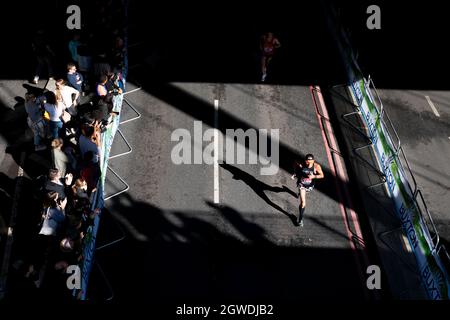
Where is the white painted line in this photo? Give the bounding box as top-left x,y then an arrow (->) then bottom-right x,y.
214,99 -> 220,204
0,152 -> 25,300
123,87 -> 142,95
425,96 -> 441,117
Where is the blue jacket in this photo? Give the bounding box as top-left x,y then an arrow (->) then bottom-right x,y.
67,72 -> 84,92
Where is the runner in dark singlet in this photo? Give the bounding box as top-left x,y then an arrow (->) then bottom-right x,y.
260,32 -> 281,82
291,154 -> 324,227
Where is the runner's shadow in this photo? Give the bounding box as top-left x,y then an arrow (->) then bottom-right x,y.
220,162 -> 297,225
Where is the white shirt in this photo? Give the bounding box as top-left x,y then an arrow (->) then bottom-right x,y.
58,86 -> 79,109
44,103 -> 64,122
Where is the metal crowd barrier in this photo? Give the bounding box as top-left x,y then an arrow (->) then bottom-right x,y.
344,74 -> 444,256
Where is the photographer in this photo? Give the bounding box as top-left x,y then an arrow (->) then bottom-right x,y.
25,92 -> 47,151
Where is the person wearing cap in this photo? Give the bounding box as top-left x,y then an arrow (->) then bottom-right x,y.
291,154 -> 324,227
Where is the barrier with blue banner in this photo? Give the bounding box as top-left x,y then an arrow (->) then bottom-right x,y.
74,0 -> 129,300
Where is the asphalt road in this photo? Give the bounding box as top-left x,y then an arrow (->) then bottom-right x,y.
95,80 -> 369,303
79,1 -> 383,304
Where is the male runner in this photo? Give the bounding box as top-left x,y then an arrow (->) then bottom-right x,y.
291,154 -> 324,227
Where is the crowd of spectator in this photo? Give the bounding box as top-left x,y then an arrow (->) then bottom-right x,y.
14,0 -> 127,297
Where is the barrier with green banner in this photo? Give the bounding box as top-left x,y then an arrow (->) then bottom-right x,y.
75,95 -> 123,300
349,79 -> 450,300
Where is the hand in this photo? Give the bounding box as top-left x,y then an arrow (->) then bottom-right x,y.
60,197 -> 68,210
64,173 -> 73,185
291,174 -> 296,180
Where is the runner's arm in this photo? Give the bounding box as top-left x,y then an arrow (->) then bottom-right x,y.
313,164 -> 324,179
274,38 -> 281,48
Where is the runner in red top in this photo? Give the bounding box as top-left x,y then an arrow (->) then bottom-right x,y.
260,32 -> 281,82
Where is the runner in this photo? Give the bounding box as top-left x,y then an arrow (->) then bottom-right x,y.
260,32 -> 281,82
291,154 -> 324,227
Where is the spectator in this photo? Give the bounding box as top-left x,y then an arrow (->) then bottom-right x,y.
71,177 -> 89,200
51,138 -> 69,177
55,79 -> 80,117
79,124 -> 101,164
68,32 -> 81,63
96,74 -> 116,120
44,168 -> 73,201
80,151 -> 101,194
43,91 -> 64,139
96,74 -> 108,97
25,92 -> 47,151
32,29 -> 55,84
39,191 -> 66,236
66,63 -> 84,93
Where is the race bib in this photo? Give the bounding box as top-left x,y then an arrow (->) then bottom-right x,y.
301,177 -> 312,185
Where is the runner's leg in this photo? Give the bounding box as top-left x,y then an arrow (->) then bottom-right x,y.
298,188 -> 306,225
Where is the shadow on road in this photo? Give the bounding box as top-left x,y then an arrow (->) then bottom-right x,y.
219,162 -> 297,225
89,192 -> 367,303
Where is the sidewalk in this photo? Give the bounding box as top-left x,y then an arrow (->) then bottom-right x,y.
321,84 -> 428,299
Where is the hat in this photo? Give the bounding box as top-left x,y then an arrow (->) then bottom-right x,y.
305,154 -> 314,160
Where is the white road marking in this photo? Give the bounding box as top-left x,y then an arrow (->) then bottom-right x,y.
425,96 -> 440,117
214,99 -> 220,203
123,87 -> 142,95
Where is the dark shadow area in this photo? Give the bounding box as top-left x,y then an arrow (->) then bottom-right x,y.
219,162 -> 296,223
307,215 -> 352,243
0,174 -> 75,303
335,0 -> 450,90
127,1 -> 347,86
91,191 -> 368,304
205,201 -> 272,245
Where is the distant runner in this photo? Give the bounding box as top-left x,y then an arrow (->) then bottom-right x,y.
260,32 -> 281,82
291,154 -> 324,227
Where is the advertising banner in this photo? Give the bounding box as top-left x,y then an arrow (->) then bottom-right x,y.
349,79 -> 450,300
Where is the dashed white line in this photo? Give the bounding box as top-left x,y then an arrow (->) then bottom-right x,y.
214,99 -> 220,204
425,96 -> 441,117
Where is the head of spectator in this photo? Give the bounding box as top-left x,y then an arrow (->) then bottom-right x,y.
44,91 -> 57,105
55,79 -> 67,91
44,190 -> 59,208
81,124 -> 95,139
48,168 -> 61,183
72,177 -> 89,200
67,62 -> 77,75
51,138 -> 63,150
60,238 -> 75,253
99,74 -> 108,85
46,190 -> 67,209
